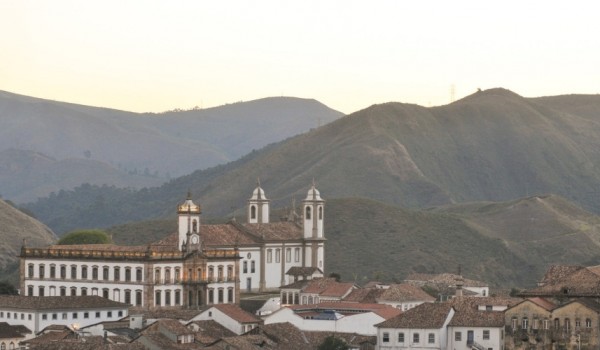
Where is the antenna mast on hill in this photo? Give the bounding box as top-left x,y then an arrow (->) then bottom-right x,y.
450,84 -> 456,103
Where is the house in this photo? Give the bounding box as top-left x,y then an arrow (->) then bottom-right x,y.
447,297 -> 518,350
185,319 -> 236,346
375,302 -> 454,350
547,298 -> 600,350
0,322 -> 30,349
280,277 -> 356,306
20,184 -> 327,310
518,265 -> 600,302
374,284 -> 436,311
136,319 -> 195,349
189,303 -> 263,335
504,297 -> 555,349
264,302 -> 402,336
0,296 -> 128,336
404,273 -> 489,300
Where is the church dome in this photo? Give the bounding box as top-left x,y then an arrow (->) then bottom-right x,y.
177,193 -> 201,214
250,186 -> 267,200
305,185 -> 322,201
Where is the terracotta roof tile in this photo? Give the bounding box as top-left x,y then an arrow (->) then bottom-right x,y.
320,283 -> 355,298
240,222 -> 303,241
405,273 -> 488,288
213,304 -> 262,324
0,296 -> 127,310
377,284 -> 436,303
343,288 -> 386,303
187,320 -> 236,345
376,302 -> 453,329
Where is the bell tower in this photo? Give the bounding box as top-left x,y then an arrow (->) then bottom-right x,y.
177,192 -> 201,251
247,179 -> 270,224
302,181 -> 325,271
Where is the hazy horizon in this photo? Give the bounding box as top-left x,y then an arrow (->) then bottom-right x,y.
2,0 -> 599,114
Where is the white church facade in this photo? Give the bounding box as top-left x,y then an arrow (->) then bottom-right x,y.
19,184 -> 325,309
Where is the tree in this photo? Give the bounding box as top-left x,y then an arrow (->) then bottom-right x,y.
318,335 -> 349,350
329,272 -> 341,282
57,229 -> 112,245
0,281 -> 18,295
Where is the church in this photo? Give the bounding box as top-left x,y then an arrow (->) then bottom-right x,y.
19,183 -> 325,309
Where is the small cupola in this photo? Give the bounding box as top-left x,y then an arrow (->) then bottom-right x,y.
178,191 -> 202,251
248,179 -> 270,224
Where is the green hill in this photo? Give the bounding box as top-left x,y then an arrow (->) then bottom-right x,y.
104,195 -> 600,288
25,88 -> 600,234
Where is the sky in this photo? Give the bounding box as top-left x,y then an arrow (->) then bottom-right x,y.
1,1 -> 599,114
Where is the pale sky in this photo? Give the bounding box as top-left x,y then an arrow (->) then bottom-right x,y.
1,1 -> 598,114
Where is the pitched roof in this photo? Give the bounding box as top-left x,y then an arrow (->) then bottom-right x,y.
556,298 -> 600,313
526,297 -> 556,311
288,302 -> 401,320
156,319 -> 193,336
212,304 -> 262,324
377,284 -> 436,303
343,288 -> 386,303
240,222 -> 303,241
320,283 -> 355,298
0,322 -> 28,339
520,266 -> 600,297
404,273 -> 488,288
286,266 -> 323,276
0,296 -> 127,310
186,320 -> 236,345
376,302 -> 453,329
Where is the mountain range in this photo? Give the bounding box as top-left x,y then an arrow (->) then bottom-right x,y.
11,87 -> 600,288
0,90 -> 343,202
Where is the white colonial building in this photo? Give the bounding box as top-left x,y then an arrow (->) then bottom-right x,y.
20,184 -> 325,308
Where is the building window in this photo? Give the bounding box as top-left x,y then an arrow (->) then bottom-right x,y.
565,318 -> 570,331
295,248 -> 300,262
92,266 -> 98,280
52,313 -> 57,320
197,268 -> 202,281
28,264 -> 34,278
174,268 -> 180,282
218,289 -> 224,303
208,289 -> 214,304
92,288 -> 98,296
39,265 -> 45,279
96,312 -> 100,318
267,249 -> 272,263
38,286 -> 44,296
575,318 -> 581,328
306,206 -> 311,219
103,266 -> 109,280
136,268 -> 143,282
123,268 -> 131,282
165,268 -> 170,283
125,290 -> 131,305
103,289 -> 109,299
81,265 -> 88,279
218,266 -> 223,280
50,265 -> 56,278
243,261 -> 247,274
118,311 -> 123,317
59,264 -> 66,278
286,248 -> 291,263
428,333 -> 435,344
107,311 -> 112,318
155,291 -> 161,306
251,261 -> 255,273
276,249 -> 281,263
483,330 -> 490,340
113,289 -> 120,301
72,312 -> 78,319
175,290 -> 181,305
544,319 -> 550,329
413,333 -> 420,343
227,265 -> 233,280
136,290 -> 142,306
533,318 -> 539,330
41,314 -> 46,320
165,291 -> 171,306
81,288 -> 87,296
69,265 -> 76,279
27,286 -> 33,296
60,287 -> 66,296
586,318 -> 592,328
398,332 -> 405,343
114,267 -> 120,281
251,205 -> 256,219
511,317 -> 517,330
522,317 -> 529,330
228,288 -> 234,303
84,312 -> 89,319
382,332 -> 389,343
71,287 -> 77,296
554,318 -> 560,329
319,206 -> 323,219
62,313 -> 67,320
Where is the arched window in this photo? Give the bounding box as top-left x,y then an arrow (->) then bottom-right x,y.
305,206 -> 311,220
155,269 -> 160,284
165,290 -> 171,306
1,342 -> 6,350
192,219 -> 198,232
218,266 -> 223,281
103,266 -> 109,280
113,289 -> 120,301
136,268 -> 143,282
60,265 -> 66,279
27,264 -> 34,278
318,206 -> 323,220
228,288 -> 234,303
81,265 -> 88,279
39,265 -> 45,279
136,290 -> 142,306
124,290 -> 131,305
155,290 -> 161,306
125,268 -> 131,282
165,268 -> 171,283
250,205 -> 256,219
92,266 -> 98,280
70,287 -> 77,296
175,268 -> 180,282
114,267 -> 120,281
49,264 -> 56,278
